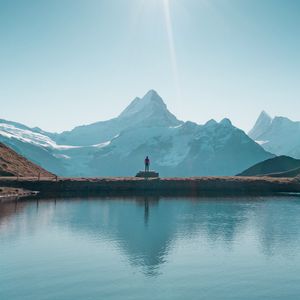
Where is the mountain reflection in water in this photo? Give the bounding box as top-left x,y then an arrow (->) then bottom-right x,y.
1,196 -> 300,278
2,196 -> 300,300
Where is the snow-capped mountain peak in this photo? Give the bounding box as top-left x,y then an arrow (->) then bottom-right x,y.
118,90 -> 181,127
119,90 -> 167,118
248,111 -> 300,159
248,110 -> 272,140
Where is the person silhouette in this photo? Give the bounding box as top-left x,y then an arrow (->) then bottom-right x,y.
144,156 -> 150,172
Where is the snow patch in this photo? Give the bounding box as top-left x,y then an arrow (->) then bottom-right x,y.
256,140 -> 269,145
54,154 -> 71,159
169,124 -> 183,129
0,123 -> 81,150
93,141 -> 111,148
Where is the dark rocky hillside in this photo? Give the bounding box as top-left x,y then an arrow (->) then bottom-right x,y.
237,156 -> 300,177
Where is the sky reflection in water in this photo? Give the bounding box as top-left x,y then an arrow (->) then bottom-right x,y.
1,196 -> 300,300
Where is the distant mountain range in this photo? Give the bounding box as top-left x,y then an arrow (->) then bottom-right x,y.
0,90 -> 274,176
249,111 -> 300,159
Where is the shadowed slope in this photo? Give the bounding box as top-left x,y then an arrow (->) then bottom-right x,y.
238,156 -> 300,177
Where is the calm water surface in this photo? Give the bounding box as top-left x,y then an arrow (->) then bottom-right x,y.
1,196 -> 300,300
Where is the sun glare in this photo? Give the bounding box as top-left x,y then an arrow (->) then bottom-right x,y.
133,0 -> 181,99
162,0 -> 181,100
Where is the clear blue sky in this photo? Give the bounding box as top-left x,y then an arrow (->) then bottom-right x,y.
0,0 -> 299,132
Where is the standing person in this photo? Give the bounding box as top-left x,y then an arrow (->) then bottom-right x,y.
145,156 -> 150,172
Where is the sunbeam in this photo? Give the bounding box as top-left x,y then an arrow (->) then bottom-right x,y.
162,0 -> 181,100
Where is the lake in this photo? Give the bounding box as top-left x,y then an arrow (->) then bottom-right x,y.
1,196 -> 300,300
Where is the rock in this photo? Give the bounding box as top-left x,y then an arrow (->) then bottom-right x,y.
135,171 -> 159,178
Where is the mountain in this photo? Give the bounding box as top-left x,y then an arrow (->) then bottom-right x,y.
0,142 -> 53,177
0,90 -> 274,176
55,90 -> 182,146
238,155 -> 300,177
87,117 -> 273,176
249,112 -> 300,158
248,111 -> 272,139
0,121 -> 69,175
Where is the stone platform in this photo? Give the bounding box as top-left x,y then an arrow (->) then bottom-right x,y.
135,171 -> 159,178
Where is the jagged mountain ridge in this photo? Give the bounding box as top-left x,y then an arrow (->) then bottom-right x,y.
0,90 -> 273,176
249,111 -> 300,158
55,90 -> 182,146
248,111 -> 272,140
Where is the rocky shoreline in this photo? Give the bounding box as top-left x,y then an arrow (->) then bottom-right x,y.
0,187 -> 38,202
0,176 -> 300,199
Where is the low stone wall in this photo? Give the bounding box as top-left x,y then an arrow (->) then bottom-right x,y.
0,176 -> 300,198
